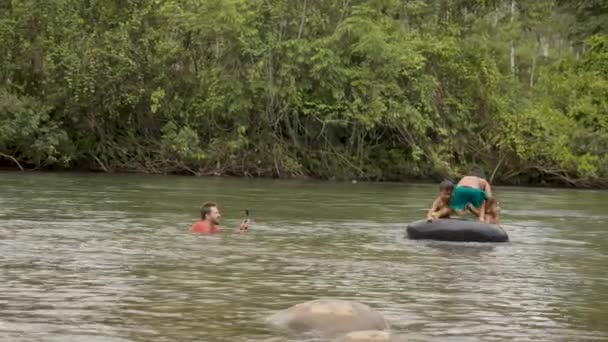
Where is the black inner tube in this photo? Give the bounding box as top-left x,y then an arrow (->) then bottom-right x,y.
406,219 -> 509,243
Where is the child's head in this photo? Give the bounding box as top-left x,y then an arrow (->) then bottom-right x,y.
438,180 -> 454,200
485,197 -> 499,214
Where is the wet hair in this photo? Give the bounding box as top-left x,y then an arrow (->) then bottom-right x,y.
200,202 -> 217,219
439,180 -> 454,192
485,197 -> 498,210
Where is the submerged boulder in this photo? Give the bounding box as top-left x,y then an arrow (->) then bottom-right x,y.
332,330 -> 407,342
266,298 -> 389,338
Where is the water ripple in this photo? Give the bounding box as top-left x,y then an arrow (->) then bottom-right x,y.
0,172 -> 607,341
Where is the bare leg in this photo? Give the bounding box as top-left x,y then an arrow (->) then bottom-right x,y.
452,208 -> 466,218
479,200 -> 486,222
466,204 -> 481,217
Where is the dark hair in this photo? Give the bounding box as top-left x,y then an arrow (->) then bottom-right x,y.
439,180 -> 454,191
200,202 -> 217,219
486,197 -> 497,206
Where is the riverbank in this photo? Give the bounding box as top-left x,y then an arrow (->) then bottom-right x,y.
2,165 -> 607,190
2,2 -> 607,196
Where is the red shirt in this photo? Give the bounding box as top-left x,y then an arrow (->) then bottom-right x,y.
191,221 -> 220,234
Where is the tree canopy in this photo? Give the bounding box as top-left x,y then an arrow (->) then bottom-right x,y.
1,0 -> 607,187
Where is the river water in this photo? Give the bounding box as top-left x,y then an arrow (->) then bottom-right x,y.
0,172 -> 606,341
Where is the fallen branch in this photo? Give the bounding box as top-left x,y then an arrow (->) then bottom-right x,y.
489,155 -> 506,183
0,152 -> 24,171
93,155 -> 110,173
176,162 -> 199,176
534,167 -> 582,187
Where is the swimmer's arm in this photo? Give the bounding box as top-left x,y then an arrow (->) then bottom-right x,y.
239,218 -> 250,231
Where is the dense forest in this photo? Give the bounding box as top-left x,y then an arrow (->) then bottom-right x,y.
0,0 -> 606,187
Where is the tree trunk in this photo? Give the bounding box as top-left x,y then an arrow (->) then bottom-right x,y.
510,0 -> 516,75
297,0 -> 307,39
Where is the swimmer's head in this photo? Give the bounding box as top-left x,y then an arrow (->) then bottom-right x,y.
200,202 -> 221,224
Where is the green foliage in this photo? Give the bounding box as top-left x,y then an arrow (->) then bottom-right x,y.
0,91 -> 72,166
0,0 -> 606,186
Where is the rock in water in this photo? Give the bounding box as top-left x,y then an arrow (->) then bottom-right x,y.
267,298 -> 389,338
332,330 -> 407,342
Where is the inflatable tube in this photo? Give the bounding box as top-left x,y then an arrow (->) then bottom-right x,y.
406,219 -> 509,242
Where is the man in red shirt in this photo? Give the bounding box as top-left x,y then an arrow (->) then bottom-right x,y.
191,202 -> 249,234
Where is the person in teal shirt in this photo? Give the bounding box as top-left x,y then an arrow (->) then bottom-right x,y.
450,172 -> 493,222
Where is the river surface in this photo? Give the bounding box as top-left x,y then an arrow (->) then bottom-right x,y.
0,172 -> 607,341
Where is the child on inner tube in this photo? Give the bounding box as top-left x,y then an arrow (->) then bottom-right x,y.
428,169 -> 500,224
426,180 -> 454,222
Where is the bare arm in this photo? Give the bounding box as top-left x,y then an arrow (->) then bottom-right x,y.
239,218 -> 250,231
482,179 -> 493,198
427,197 -> 440,220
